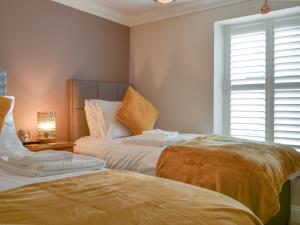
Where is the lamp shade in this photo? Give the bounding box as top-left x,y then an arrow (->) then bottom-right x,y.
37,112 -> 56,142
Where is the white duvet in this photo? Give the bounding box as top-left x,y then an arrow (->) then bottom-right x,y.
0,167 -> 107,192
74,134 -> 200,175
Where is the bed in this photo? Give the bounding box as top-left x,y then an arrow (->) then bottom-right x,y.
70,79 -> 300,225
0,74 -> 266,225
0,167 -> 265,225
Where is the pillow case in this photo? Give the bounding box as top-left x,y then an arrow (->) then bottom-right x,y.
0,96 -> 27,156
85,100 -> 131,139
116,86 -> 159,135
84,100 -> 105,138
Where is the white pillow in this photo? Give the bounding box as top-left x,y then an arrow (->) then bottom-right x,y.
84,100 -> 105,138
87,100 -> 131,139
0,96 -> 28,156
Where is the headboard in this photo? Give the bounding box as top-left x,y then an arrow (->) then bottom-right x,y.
0,69 -> 7,95
69,79 -> 129,141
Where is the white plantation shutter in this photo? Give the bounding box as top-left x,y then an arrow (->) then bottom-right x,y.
224,15 -> 300,151
274,89 -> 300,149
230,90 -> 266,141
229,24 -> 267,141
274,17 -> 300,150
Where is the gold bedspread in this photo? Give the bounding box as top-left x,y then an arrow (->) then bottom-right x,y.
156,135 -> 300,224
0,170 -> 262,225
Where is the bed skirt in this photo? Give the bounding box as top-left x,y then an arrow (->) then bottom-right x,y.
266,180 -> 290,225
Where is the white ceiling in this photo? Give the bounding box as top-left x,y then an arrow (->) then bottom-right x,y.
92,0 -> 215,16
50,0 -> 270,26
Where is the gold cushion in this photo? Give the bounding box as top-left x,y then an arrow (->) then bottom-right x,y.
116,86 -> 159,135
0,96 -> 12,132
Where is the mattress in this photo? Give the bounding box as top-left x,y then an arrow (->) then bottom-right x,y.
74,136 -> 164,175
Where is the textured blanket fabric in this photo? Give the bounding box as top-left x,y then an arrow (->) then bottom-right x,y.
0,170 -> 262,225
156,135 -> 300,224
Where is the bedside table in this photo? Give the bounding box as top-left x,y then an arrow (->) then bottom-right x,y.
24,141 -> 75,152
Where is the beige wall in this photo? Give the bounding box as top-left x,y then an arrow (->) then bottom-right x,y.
130,0 -> 300,210
0,0 -> 129,140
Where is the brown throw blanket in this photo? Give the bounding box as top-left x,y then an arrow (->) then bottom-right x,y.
156,135 -> 300,224
0,170 -> 262,225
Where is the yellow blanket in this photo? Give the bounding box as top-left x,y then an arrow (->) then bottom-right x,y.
0,170 -> 262,225
156,135 -> 300,224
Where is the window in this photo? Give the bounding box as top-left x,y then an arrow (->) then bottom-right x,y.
224,15 -> 300,150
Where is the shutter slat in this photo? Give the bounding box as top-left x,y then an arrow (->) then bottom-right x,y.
232,33 -> 265,44
231,42 -> 265,50
232,130 -> 265,137
275,69 -> 300,77
231,67 -> 265,74
275,131 -> 300,139
275,125 -> 300,132
233,135 -> 265,141
275,27 -> 300,37
232,49 -> 265,57
275,41 -> 300,51
275,48 -> 300,57
275,34 -> 300,45
231,124 -> 265,130
275,62 -> 300,71
232,54 -> 265,62
231,60 -> 266,68
274,138 -> 300,146
275,55 -> 300,63
231,106 -> 265,112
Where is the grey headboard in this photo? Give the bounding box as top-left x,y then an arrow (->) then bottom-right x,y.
69,79 -> 129,141
0,69 -> 7,95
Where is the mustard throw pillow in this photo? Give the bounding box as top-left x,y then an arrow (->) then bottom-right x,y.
0,96 -> 12,132
116,86 -> 159,135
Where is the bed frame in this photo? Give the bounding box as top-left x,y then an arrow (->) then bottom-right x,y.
69,78 -> 291,225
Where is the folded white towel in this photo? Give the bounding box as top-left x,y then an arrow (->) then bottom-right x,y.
0,155 -> 106,177
122,135 -> 190,147
8,154 -> 105,171
142,129 -> 179,138
8,150 -> 73,166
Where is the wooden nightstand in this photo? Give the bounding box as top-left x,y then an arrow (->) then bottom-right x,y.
24,141 -> 75,152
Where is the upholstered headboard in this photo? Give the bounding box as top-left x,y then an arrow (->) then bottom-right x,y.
69,79 -> 129,141
0,69 -> 7,95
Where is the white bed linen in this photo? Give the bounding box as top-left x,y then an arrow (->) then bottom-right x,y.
74,136 -> 300,182
122,134 -> 194,147
0,167 -> 107,192
7,150 -> 73,166
6,154 -> 105,171
74,134 -> 199,176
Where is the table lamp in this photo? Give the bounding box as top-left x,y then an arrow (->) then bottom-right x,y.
37,112 -> 56,143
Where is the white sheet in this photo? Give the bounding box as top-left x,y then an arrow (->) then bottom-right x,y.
0,167 -> 107,192
6,154 -> 105,171
74,134 -> 199,176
